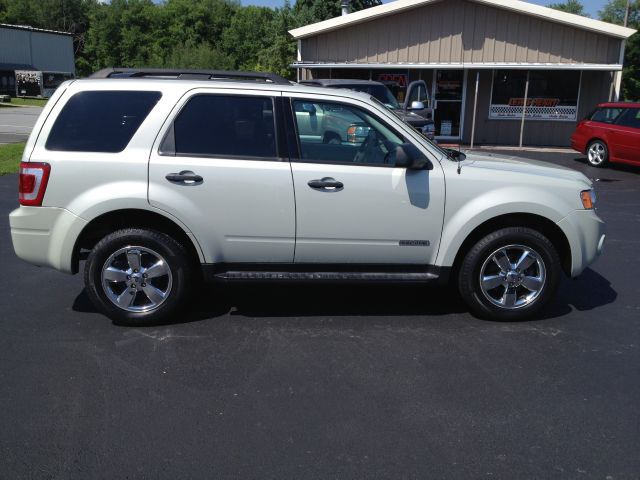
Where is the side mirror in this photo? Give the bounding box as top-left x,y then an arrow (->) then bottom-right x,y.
446,148 -> 466,162
409,101 -> 425,111
394,143 -> 432,170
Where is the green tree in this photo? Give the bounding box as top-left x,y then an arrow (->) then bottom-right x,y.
255,2 -> 298,78
81,0 -> 160,73
156,0 -> 238,56
156,42 -> 235,70
222,6 -> 276,71
600,0 -> 640,101
547,0 -> 590,16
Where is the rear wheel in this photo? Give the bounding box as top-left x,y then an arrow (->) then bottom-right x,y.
458,227 -> 561,321
587,140 -> 609,167
84,228 -> 195,326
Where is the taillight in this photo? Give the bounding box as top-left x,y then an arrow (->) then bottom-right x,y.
18,162 -> 51,206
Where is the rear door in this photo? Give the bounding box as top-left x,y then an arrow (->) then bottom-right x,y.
610,108 -> 640,164
148,88 -> 295,264
588,107 -> 624,159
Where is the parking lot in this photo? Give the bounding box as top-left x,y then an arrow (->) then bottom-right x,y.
1,149 -> 639,478
0,106 -> 42,144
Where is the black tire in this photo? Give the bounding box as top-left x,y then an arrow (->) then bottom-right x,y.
457,227 -> 561,321
586,139 -> 609,167
84,228 -> 195,326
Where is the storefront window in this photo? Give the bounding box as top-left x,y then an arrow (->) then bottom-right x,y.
489,70 -> 580,121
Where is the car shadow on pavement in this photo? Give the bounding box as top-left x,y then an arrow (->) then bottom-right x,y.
573,156 -> 640,176
72,268 -> 616,325
541,268 -> 617,319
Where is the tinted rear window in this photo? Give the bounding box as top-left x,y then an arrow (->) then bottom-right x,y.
164,95 -> 277,159
46,91 -> 161,152
590,107 -> 623,124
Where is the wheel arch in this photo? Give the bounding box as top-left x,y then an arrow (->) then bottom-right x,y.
449,213 -> 572,280
72,208 -> 204,274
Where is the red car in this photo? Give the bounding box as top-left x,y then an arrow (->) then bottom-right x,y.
571,102 -> 640,168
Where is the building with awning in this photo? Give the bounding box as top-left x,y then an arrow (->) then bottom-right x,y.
289,0 -> 637,146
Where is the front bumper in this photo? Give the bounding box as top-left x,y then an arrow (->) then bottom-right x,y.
557,209 -> 606,277
10,206 -> 87,273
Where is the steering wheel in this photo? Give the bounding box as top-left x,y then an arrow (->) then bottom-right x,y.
353,129 -> 378,164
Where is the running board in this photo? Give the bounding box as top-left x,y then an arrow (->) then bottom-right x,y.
211,270 -> 441,283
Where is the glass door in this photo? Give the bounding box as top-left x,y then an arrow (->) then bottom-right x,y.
432,70 -> 466,140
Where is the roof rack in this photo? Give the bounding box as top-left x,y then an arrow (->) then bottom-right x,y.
89,68 -> 292,85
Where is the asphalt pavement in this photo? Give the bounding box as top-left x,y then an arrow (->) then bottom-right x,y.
0,106 -> 42,144
1,151 -> 639,479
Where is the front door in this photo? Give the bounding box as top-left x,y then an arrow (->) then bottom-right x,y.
432,70 -> 466,140
148,90 -> 295,264
286,95 -> 445,265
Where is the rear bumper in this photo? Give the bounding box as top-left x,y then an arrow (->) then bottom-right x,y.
557,209 -> 606,277
9,206 -> 87,273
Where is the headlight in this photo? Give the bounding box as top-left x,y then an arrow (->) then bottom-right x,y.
580,189 -> 596,209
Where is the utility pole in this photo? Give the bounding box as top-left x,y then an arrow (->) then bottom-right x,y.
624,0 -> 631,27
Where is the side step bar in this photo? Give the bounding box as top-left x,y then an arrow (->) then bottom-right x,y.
209,270 -> 445,284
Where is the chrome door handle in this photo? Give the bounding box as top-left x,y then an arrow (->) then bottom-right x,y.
165,170 -> 203,184
308,177 -> 344,190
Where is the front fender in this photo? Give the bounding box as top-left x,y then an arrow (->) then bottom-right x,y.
436,186 -> 574,268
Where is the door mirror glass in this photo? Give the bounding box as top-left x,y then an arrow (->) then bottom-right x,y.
409,101 -> 425,111
394,143 -> 432,170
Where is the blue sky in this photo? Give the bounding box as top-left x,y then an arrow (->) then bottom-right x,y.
242,0 -> 607,18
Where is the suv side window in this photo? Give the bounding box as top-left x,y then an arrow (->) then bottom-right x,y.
590,107 -> 624,124
292,100 -> 404,167
162,95 -> 277,159
615,108 -> 640,129
46,91 -> 161,153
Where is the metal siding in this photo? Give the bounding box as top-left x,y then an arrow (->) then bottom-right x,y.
30,32 -> 74,72
0,28 -> 32,65
298,0 -> 623,66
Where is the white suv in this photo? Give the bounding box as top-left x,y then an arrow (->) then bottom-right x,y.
10,68 -> 606,325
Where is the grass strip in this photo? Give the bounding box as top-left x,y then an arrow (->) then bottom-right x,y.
0,98 -> 48,107
0,142 -> 26,175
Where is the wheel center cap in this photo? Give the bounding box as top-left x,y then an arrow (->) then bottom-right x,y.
506,271 -> 521,284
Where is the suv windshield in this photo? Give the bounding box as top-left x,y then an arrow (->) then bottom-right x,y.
339,84 -> 401,109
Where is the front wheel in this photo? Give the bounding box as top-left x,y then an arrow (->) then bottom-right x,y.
84,228 -> 195,326
458,227 -> 561,321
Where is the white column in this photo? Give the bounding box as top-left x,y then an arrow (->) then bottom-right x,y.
614,40 -> 627,101
519,71 -> 530,149
470,71 -> 480,149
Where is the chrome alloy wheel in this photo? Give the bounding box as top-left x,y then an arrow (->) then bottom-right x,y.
479,244 -> 546,310
101,246 -> 172,312
587,142 -> 606,165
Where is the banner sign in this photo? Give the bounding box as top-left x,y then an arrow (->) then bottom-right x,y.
489,99 -> 577,121
377,73 -> 408,87
508,97 -> 562,107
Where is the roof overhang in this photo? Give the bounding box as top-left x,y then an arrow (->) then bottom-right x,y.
291,62 -> 624,71
289,0 -> 637,40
